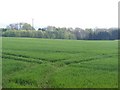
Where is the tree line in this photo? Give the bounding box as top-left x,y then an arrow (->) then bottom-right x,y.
1,23 -> 119,40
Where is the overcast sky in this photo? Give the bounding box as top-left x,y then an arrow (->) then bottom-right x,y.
0,0 -> 119,29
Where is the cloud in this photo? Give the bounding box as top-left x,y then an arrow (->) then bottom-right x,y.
0,0 -> 118,28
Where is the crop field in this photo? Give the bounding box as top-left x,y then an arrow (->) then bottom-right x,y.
2,37 -> 118,88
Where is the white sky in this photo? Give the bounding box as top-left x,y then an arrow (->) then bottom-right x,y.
0,0 -> 119,29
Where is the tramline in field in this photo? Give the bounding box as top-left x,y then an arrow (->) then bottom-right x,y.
2,37 -> 118,88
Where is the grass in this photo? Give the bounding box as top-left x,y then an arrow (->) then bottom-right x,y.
0,37 -> 2,89
2,37 -> 118,88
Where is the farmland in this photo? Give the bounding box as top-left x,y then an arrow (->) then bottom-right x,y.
2,37 -> 118,88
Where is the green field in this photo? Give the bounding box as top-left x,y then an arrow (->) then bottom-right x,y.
2,37 -> 118,88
